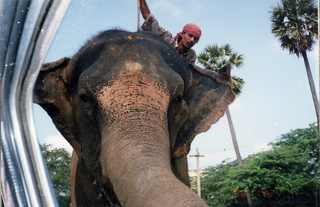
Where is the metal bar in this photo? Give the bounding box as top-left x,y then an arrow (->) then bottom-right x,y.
0,0 -> 71,206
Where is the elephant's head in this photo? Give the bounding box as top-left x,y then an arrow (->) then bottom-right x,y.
34,29 -> 234,206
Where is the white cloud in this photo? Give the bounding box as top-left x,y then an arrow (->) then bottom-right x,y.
44,135 -> 73,153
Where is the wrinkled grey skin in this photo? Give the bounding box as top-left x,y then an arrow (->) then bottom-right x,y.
34,30 -> 234,206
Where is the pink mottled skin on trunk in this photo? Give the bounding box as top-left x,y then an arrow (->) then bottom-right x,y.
93,62 -> 207,206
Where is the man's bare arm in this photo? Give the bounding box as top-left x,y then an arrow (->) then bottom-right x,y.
139,0 -> 150,19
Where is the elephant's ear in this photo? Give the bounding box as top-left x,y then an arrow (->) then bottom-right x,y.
33,57 -> 81,155
173,64 -> 235,158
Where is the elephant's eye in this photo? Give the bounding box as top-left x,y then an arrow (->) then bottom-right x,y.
174,95 -> 183,103
79,93 -> 93,116
79,88 -> 91,103
80,94 -> 90,103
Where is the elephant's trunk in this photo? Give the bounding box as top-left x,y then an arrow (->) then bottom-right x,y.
96,70 -> 207,206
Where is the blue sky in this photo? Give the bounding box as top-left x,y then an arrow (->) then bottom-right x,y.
33,0 -> 318,170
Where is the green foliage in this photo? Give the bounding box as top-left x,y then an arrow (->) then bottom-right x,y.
197,44 -> 244,70
41,144 -> 71,207
270,0 -> 318,57
190,174 -> 197,194
201,123 -> 319,206
197,43 -> 245,97
200,159 -> 239,206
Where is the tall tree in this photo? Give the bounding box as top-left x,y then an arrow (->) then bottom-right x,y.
198,44 -> 244,165
41,144 -> 71,207
197,44 -> 252,206
270,0 -> 319,132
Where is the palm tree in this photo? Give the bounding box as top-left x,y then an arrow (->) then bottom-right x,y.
198,44 -> 244,164
197,44 -> 253,206
270,0 -> 319,132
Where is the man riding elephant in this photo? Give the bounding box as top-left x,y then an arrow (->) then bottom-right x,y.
139,0 -> 201,64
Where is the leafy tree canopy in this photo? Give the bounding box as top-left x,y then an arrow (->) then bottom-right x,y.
197,43 -> 244,97
41,144 -> 71,207
270,0 -> 320,141
200,123 -> 319,206
270,0 -> 318,56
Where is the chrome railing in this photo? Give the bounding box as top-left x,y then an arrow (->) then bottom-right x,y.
0,1 -> 71,206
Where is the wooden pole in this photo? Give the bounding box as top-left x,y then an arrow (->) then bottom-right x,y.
137,0 -> 140,31
189,148 -> 204,197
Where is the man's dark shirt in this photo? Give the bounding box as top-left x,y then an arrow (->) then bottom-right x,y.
141,13 -> 196,64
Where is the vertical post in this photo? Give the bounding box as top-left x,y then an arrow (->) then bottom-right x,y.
189,148 -> 204,197
137,0 -> 140,31
196,148 -> 201,197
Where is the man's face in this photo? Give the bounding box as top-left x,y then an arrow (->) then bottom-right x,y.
180,32 -> 199,49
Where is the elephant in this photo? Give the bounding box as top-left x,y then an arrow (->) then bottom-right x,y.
33,29 -> 235,206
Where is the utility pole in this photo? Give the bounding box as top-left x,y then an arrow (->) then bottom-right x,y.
189,148 -> 204,197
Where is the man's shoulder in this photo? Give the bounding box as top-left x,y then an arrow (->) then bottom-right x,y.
141,13 -> 175,46
186,49 -> 196,64
187,49 -> 196,59
188,48 -> 196,55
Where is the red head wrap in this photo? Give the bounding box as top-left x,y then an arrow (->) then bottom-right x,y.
174,23 -> 202,40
